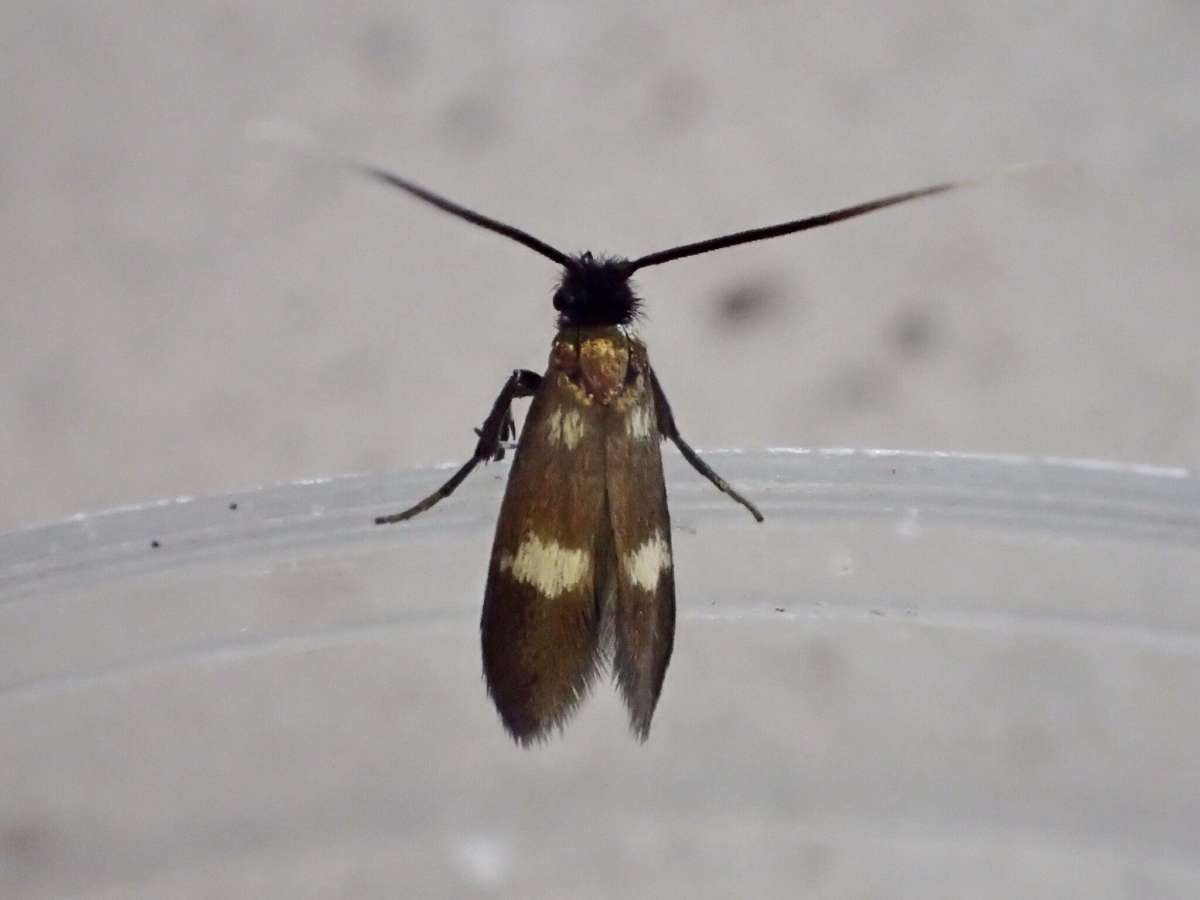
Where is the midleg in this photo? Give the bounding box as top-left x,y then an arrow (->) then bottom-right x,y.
648,368 -> 764,522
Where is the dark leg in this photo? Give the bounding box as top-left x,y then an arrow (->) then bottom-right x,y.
648,368 -> 764,523
375,369 -> 542,525
474,404 -> 517,460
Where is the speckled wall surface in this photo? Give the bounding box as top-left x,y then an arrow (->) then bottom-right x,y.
3,4 -> 1199,897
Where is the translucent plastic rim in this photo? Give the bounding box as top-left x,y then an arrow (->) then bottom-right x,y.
2,448 -> 1196,605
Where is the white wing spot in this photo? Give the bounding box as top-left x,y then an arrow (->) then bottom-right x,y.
627,403 -> 654,440
499,534 -> 591,598
545,407 -> 562,445
545,406 -> 586,449
561,408 -> 586,448
623,530 -> 672,591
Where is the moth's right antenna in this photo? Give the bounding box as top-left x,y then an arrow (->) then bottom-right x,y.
627,161 -> 1065,271
628,182 -> 958,271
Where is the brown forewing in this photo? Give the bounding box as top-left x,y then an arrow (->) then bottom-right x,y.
605,347 -> 676,741
480,365 -> 609,744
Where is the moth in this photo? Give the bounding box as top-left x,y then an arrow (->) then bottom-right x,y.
370,165 -> 958,744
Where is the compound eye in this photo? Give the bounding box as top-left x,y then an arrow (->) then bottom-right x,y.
552,288 -> 569,311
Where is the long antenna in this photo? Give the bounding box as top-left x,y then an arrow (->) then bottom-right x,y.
628,181 -> 958,271
360,165 -> 574,268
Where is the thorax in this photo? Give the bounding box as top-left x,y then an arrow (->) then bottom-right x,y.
548,326 -> 648,407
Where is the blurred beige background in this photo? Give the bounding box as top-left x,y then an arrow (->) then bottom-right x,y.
3,3 -> 1200,898
3,2 -> 1197,533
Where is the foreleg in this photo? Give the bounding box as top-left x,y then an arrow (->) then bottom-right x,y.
375,369 -> 542,524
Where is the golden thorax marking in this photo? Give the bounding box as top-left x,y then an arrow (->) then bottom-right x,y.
555,371 -> 593,406
550,329 -> 644,408
578,335 -> 629,407
623,530 -> 673,591
545,405 -> 587,449
499,534 -> 592,598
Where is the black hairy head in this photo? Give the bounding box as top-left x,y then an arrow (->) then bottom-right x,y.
554,252 -> 641,328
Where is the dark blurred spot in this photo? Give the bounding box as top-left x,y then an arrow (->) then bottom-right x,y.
1006,720 -> 1056,769
439,94 -> 503,151
0,819 -> 53,868
203,9 -> 261,67
713,277 -> 787,328
802,637 -> 843,688
151,540 -> 161,549
57,142 -> 118,198
22,351 -> 83,441
798,842 -> 834,883
109,235 -> 173,299
356,17 -> 419,84
825,362 -> 892,411
887,303 -> 940,360
229,502 -> 239,511
774,606 -> 786,613
650,72 -> 707,135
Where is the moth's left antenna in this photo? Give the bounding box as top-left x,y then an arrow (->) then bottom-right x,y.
360,165 -> 574,268
247,120 -> 572,268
